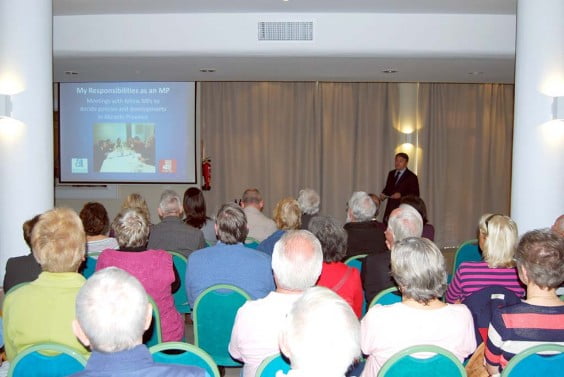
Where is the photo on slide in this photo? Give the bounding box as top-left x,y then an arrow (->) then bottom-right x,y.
93,123 -> 156,173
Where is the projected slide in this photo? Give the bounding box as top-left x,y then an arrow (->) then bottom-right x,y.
59,82 -> 196,183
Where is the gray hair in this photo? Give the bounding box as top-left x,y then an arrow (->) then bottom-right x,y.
272,230 -> 323,291
391,237 -> 447,304
388,205 -> 423,242
216,203 -> 248,244
112,209 -> 150,248
297,189 -> 320,215
158,189 -> 182,217
347,191 -> 376,222
75,267 -> 149,352
280,287 -> 360,376
241,188 -> 263,205
308,216 -> 348,263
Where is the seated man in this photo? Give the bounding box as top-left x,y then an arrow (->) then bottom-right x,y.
147,189 -> 205,258
361,204 -> 423,304
344,191 -> 386,259
70,267 -> 208,377
229,230 -> 323,377
279,286 -> 361,377
186,203 -> 275,307
240,188 -> 277,242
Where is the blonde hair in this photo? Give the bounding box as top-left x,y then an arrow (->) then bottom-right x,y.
273,197 -> 301,230
121,193 -> 151,224
32,208 -> 86,273
478,213 -> 518,268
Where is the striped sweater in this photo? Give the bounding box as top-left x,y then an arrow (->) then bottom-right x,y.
485,302 -> 564,369
446,261 -> 525,303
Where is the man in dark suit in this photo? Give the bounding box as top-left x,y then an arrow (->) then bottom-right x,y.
380,152 -> 420,223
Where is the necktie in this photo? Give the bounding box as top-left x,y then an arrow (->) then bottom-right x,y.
395,171 -> 401,184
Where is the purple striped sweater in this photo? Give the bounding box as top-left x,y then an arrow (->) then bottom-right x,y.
446,261 -> 525,303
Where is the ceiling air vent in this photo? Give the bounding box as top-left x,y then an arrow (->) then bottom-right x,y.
258,21 -> 313,41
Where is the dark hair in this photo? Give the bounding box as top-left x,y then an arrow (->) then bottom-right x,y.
400,195 -> 428,224
395,152 -> 409,162
216,203 -> 248,244
79,202 -> 110,236
23,214 -> 41,249
308,215 -> 348,263
183,187 -> 207,229
515,229 -> 564,289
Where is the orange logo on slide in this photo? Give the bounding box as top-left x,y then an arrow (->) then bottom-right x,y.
159,159 -> 177,173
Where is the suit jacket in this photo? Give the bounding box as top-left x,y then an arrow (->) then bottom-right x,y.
343,221 -> 387,260
381,168 -> 420,221
361,250 -> 395,304
3,253 -> 42,293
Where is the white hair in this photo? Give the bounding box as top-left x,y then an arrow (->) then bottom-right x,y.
280,287 -> 360,377
272,230 -> 323,291
388,204 -> 423,241
75,267 -> 149,352
347,191 -> 376,222
158,189 -> 182,216
297,188 -> 320,215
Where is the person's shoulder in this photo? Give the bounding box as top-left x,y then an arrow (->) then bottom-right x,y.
458,260 -> 488,269
151,363 -> 209,377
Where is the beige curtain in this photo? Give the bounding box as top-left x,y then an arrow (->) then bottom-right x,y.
199,81 -> 514,247
417,83 -> 514,247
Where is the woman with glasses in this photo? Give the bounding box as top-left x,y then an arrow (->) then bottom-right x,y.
446,213 -> 525,303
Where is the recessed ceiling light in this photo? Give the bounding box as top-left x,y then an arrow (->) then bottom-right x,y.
199,68 -> 216,73
468,71 -> 484,75
64,71 -> 79,75
382,68 -> 398,74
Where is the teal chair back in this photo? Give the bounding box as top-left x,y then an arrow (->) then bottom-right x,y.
168,251 -> 191,314
81,252 -> 101,279
369,286 -> 402,308
256,353 -> 292,377
143,296 -> 163,347
449,240 -> 481,282
501,344 -> 564,377
150,342 -> 221,377
244,237 -> 260,249
193,284 -> 251,367
8,342 -> 87,377
344,254 -> 368,314
378,344 -> 466,377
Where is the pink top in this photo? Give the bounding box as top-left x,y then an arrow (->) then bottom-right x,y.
96,249 -> 184,342
360,302 -> 476,377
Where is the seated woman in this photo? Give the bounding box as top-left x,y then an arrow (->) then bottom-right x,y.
3,208 -> 90,360
121,192 -> 152,225
485,229 -> 564,375
446,213 -> 525,303
96,209 -> 184,342
309,215 -> 363,318
257,197 -> 301,255
361,237 -> 476,377
183,187 -> 217,246
79,202 -> 118,254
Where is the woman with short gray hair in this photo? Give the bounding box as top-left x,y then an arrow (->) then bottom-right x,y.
360,237 -> 476,377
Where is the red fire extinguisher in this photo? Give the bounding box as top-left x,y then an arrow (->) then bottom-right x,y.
202,157 -> 211,191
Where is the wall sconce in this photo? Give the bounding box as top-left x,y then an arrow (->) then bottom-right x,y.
0,94 -> 12,120
553,96 -> 564,120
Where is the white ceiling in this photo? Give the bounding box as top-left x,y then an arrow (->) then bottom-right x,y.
52,0 -> 518,83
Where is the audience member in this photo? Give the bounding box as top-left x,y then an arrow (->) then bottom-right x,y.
257,197 -> 301,255
344,191 -> 386,259
79,202 -> 119,254
229,230 -> 323,377
400,196 -> 434,240
2,215 -> 42,293
3,208 -> 89,360
147,189 -> 205,257
551,214 -> 564,237
361,205 -> 423,304
361,237 -> 476,377
279,287 -> 361,377
297,188 -> 320,230
446,214 -> 525,303
485,229 -> 564,375
70,267 -> 208,377
186,203 -> 275,306
183,187 -> 217,245
121,193 -> 151,225
96,209 -> 184,342
367,193 -> 384,228
309,216 -> 363,317
240,188 -> 277,242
